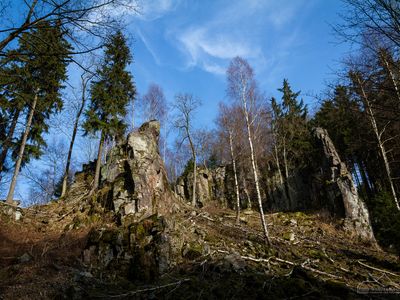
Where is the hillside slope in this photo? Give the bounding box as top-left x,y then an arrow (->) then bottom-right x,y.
1,200 -> 399,299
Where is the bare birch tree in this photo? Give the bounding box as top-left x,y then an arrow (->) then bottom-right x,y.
226,56 -> 271,245
217,103 -> 242,224
351,71 -> 400,210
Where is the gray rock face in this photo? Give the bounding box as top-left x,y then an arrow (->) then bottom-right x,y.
313,127 -> 375,241
99,120 -> 178,221
176,166 -> 229,207
83,214 -> 170,281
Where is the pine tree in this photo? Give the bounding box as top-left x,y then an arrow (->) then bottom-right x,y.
271,79 -> 311,208
83,31 -> 135,194
4,21 -> 70,204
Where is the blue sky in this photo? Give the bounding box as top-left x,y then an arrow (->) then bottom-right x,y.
2,0 -> 353,203
128,0 -> 349,127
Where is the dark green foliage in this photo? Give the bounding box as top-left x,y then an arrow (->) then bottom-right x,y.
181,158 -> 195,179
0,21 -> 70,172
206,153 -> 220,170
272,79 -> 313,173
367,191 -> 400,253
312,85 -> 368,166
83,31 -> 135,140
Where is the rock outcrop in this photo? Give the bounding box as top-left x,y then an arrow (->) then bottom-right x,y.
176,128 -> 374,241
176,166 -> 230,208
313,127 -> 375,241
76,121 -> 184,281
83,214 -> 171,281
98,120 -> 179,221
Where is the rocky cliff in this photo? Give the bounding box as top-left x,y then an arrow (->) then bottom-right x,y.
176,127 -> 374,241
1,122 -> 399,299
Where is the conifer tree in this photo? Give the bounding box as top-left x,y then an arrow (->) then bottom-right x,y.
4,21 -> 70,204
83,31 -> 135,194
271,79 -> 311,208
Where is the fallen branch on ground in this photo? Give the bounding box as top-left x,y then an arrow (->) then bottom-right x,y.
358,260 -> 400,277
240,255 -> 342,280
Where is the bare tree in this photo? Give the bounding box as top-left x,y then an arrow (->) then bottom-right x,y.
0,0 -> 139,58
173,93 -> 201,207
140,83 -> 167,123
22,139 -> 68,204
227,56 -> 271,245
351,71 -> 400,210
193,128 -> 215,169
216,103 -> 243,224
336,0 -> 400,50
60,71 -> 94,198
139,83 -> 169,160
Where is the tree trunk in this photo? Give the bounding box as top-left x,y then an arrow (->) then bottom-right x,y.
0,0 -> 38,52
282,140 -> 292,210
242,176 -> 252,209
274,142 -> 284,186
6,94 -> 38,204
356,75 -> 400,211
0,109 -> 20,177
60,96 -> 86,198
381,53 -> 400,105
91,131 -> 105,194
188,133 -> 197,207
229,131 -> 241,225
273,140 -> 290,209
242,98 -> 271,246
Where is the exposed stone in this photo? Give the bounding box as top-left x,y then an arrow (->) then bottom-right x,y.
97,120 -> 179,221
18,253 -> 32,263
313,127 -> 375,241
83,214 -> 171,282
176,165 -> 232,208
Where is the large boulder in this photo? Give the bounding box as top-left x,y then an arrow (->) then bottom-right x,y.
83,214 -> 171,282
99,120 -> 179,221
312,127 -> 375,241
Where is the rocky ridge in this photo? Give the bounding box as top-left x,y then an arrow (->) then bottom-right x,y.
0,122 -> 399,299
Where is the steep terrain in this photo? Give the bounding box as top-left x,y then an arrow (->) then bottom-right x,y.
1,201 -> 400,299
1,121 -> 399,299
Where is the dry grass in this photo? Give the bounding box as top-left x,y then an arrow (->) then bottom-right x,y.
0,199 -> 399,299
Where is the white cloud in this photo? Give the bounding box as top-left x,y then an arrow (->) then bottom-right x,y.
136,29 -> 161,65
167,0 -> 309,76
176,26 -> 263,75
137,0 -> 179,21
179,27 -> 256,60
203,62 -> 226,76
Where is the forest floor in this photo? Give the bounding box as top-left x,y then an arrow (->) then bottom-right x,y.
0,200 -> 400,299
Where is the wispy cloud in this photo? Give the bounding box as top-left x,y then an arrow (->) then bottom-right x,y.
137,0 -> 180,21
167,0 -> 308,76
136,29 -> 161,65
176,26 -> 263,75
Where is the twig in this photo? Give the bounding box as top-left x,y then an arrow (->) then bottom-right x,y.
358,260 -> 400,277
201,215 -> 215,222
368,273 -> 385,287
101,279 -> 190,298
240,255 -> 342,280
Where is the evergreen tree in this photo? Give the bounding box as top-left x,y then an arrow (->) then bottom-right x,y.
272,79 -> 311,178
83,31 -> 135,194
4,21 -> 70,203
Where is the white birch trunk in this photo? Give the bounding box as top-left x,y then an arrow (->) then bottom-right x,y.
241,90 -> 271,245
229,131 -> 241,224
356,76 -> 400,211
